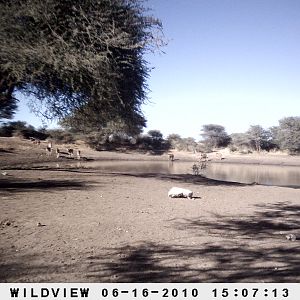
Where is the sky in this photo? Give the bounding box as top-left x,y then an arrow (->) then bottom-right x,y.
11,0 -> 300,139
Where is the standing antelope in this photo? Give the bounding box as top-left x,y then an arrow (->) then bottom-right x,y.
46,141 -> 53,155
56,148 -> 60,158
168,153 -> 174,161
67,148 -> 74,157
76,150 -> 81,160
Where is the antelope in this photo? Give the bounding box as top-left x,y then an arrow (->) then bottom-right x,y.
67,148 -> 74,157
56,148 -> 60,158
46,141 -> 52,155
192,163 -> 200,175
76,149 -> 81,160
168,153 -> 174,161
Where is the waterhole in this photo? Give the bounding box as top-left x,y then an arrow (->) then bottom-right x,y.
66,160 -> 300,188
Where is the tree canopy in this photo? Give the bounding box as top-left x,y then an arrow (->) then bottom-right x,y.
200,124 -> 231,149
246,125 -> 271,152
0,92 -> 18,120
0,0 -> 164,131
275,117 -> 300,153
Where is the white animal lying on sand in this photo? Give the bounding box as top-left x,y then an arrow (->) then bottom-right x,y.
168,187 -> 193,199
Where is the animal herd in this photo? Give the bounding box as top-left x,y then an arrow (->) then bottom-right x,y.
30,138 -> 82,160
46,142 -> 81,160
31,137 -> 223,165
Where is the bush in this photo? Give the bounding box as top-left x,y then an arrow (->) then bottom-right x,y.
47,129 -> 75,144
12,129 -> 28,139
196,143 -> 213,153
201,124 -> 231,149
84,132 -> 109,150
228,145 -> 238,152
0,121 -> 48,140
275,117 -> 300,154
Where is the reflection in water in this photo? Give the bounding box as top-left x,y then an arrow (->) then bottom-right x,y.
55,160 -> 300,187
77,160 -> 188,174
205,163 -> 300,187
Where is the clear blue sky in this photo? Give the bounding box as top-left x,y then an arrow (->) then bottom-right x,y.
12,0 -> 300,139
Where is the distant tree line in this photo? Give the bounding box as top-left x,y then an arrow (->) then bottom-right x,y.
1,116 -> 299,154
166,116 -> 300,154
199,117 -> 300,154
0,121 -> 170,152
0,121 -> 48,140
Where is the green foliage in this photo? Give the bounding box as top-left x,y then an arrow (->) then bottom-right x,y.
200,124 -> 231,149
0,121 -> 26,137
145,130 -> 167,150
46,129 -> 75,144
230,133 -> 250,150
167,134 -> 199,152
0,0 -> 164,128
275,117 -> 300,153
0,92 -> 18,119
231,127 -> 277,153
246,125 -> 270,152
147,130 -> 163,141
268,126 -> 280,150
85,129 -> 170,152
82,132 -> 107,150
181,137 -> 197,152
167,134 -> 182,149
61,116 -> 144,138
196,143 -> 213,153
0,121 -> 47,139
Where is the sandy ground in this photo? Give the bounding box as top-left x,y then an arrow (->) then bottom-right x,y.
1,137 -> 300,282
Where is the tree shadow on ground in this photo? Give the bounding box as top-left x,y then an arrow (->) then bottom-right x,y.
115,172 -> 247,187
173,202 -> 300,238
0,148 -> 14,154
0,254 -> 51,282
0,253 -> 79,282
0,177 -> 96,196
113,172 -> 300,189
2,237 -> 299,283
1,200 -> 300,282
85,202 -> 300,282
85,242 -> 300,282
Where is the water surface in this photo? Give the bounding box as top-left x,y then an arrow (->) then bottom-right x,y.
73,160 -> 300,188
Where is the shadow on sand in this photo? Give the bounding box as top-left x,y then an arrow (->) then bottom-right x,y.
84,202 -> 300,282
115,172 -> 247,187
108,171 -> 300,189
1,203 -> 299,282
0,177 -> 95,195
0,148 -> 14,154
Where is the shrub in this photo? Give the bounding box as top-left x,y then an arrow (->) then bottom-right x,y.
47,129 -> 75,144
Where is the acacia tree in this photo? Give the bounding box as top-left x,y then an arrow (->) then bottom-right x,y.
200,124 -> 231,149
230,133 -> 251,150
180,137 -> 197,152
0,0 -> 164,130
167,134 -> 182,149
147,129 -> 163,141
0,94 -> 18,120
246,125 -> 270,152
275,117 -> 300,153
